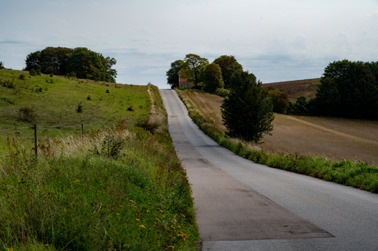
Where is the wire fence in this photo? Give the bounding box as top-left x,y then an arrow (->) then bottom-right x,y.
0,123 -> 87,158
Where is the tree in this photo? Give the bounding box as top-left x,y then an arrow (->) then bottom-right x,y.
183,54 -> 209,86
0,61 -> 4,69
202,63 -> 224,93
166,59 -> 184,88
268,89 -> 289,114
221,71 -> 274,143
25,47 -> 117,82
213,55 -> 243,89
312,60 -> 378,119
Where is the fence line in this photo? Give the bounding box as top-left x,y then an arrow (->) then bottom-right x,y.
1,124 -> 87,158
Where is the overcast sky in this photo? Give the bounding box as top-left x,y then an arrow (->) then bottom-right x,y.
1,0 -> 377,89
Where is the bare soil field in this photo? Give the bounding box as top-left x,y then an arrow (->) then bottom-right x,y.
263,78 -> 320,101
184,90 -> 378,165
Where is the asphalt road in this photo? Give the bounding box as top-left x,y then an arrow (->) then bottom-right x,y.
159,89 -> 378,251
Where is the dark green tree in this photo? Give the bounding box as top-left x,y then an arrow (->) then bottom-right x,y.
0,61 -> 4,69
202,63 -> 224,93
25,47 -> 117,82
183,54 -> 209,86
166,59 -> 185,88
213,55 -> 243,89
312,60 -> 378,119
65,47 -> 117,82
268,89 -> 289,114
221,71 -> 274,143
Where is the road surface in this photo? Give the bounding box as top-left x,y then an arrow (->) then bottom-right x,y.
160,89 -> 378,251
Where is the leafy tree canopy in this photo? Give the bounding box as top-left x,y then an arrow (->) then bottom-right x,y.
312,60 -> 378,119
213,55 -> 243,89
221,71 -> 274,143
183,54 -> 209,86
202,63 -> 223,93
166,59 -> 184,88
25,47 -> 117,82
0,61 -> 4,69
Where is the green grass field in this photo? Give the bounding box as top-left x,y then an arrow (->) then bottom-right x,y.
0,69 -> 149,140
0,70 -> 199,250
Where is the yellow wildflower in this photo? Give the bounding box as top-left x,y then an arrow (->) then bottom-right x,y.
168,246 -> 174,249
171,226 -> 175,230
159,209 -> 164,213
155,218 -> 160,222
116,213 -> 120,216
139,225 -> 146,229
136,218 -> 140,221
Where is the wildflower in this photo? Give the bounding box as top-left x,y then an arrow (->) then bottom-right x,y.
139,225 -> 146,229
136,218 -> 140,221
177,225 -> 181,228
146,210 -> 149,213
171,226 -> 175,230
168,245 -> 174,249
119,205 -> 123,207
155,218 -> 160,222
22,170 -> 26,173
159,209 -> 164,213
130,200 -> 135,203
116,213 -> 120,216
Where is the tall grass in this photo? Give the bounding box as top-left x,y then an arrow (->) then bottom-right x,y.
0,85 -> 199,250
176,89 -> 378,193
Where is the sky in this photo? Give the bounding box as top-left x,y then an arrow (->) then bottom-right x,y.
1,0 -> 377,89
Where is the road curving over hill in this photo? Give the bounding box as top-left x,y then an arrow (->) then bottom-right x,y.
159,89 -> 378,251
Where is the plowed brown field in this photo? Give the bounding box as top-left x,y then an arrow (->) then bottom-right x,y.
183,89 -> 378,165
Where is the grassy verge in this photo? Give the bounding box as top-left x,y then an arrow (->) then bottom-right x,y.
0,82 -> 199,250
176,89 -> 378,193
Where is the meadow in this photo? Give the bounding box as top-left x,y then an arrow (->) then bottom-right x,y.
0,69 -> 199,250
177,89 -> 378,193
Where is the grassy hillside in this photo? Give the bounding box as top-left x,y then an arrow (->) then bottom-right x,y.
0,69 -> 149,140
0,70 -> 199,250
177,89 -> 378,193
263,78 -> 320,101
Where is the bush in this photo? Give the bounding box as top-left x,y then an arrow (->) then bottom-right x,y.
0,79 -> 15,89
76,102 -> 83,113
215,88 -> 229,97
19,107 -> 36,122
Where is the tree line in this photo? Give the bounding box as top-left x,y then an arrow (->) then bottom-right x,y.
167,56 -> 378,144
24,47 -> 117,82
270,60 -> 378,120
166,54 -> 243,93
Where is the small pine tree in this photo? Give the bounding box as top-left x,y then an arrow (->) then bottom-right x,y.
221,71 -> 274,143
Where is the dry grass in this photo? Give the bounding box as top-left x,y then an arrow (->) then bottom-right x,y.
183,89 -> 378,165
263,78 -> 320,101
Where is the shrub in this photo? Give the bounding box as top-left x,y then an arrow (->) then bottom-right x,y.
19,107 -> 36,122
215,88 -> 229,97
76,102 -> 83,113
0,79 -> 15,89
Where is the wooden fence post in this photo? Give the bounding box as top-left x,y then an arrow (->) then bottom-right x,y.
34,124 -> 38,158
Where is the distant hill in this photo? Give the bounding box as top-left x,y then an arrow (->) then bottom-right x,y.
263,78 -> 320,101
